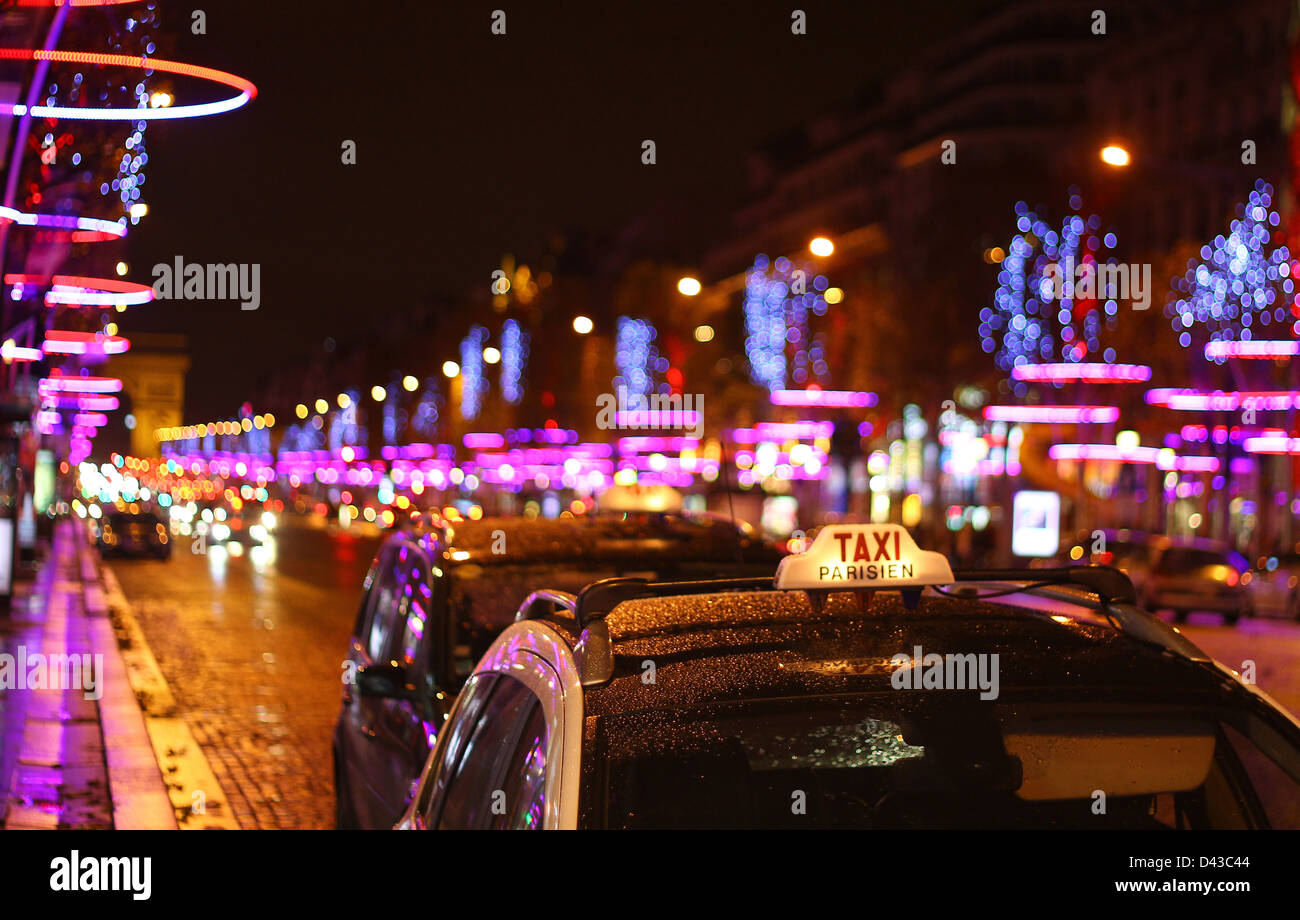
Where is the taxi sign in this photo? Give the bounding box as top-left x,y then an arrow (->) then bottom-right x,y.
597,483 -> 684,514
775,524 -> 954,590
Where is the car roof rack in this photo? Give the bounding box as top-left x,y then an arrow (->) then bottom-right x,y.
514,564 -> 1208,688
950,565 -> 1137,606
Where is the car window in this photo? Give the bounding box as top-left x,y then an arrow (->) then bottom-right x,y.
583,696 -> 1300,829
492,703 -> 548,830
418,672 -> 498,823
435,674 -> 543,829
363,543 -> 411,661
398,551 -> 434,687
1219,722 -> 1300,828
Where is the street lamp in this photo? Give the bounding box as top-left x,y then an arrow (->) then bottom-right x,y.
371,385 -> 386,402
1100,145 -> 1130,167
677,276 -> 702,296
483,346 -> 501,365
442,360 -> 460,378
402,374 -> 418,392
573,315 -> 593,335
810,236 -> 834,257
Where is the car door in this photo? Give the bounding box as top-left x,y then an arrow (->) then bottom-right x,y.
348,540 -> 410,827
416,665 -> 559,831
370,543 -> 443,825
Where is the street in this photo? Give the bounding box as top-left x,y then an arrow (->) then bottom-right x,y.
106,522 -> 378,829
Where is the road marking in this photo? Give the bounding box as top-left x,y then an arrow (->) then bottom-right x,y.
98,559 -> 240,829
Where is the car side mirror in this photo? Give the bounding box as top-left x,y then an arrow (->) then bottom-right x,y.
358,662 -> 409,698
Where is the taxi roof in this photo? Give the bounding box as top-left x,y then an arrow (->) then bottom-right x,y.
575,589 -> 1226,720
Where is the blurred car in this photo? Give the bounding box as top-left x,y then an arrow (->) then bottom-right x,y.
1247,552 -> 1300,620
333,513 -> 785,829
399,524 -> 1300,829
1051,529 -> 1157,596
97,508 -> 171,560
1142,538 -> 1251,624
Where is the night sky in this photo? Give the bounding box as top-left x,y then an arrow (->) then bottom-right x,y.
126,0 -> 997,420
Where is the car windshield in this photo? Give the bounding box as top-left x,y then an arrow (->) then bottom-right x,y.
585,696 -> 1300,829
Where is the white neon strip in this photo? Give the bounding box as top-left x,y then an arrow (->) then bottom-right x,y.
0,205 -> 126,237
1204,340 -> 1300,359
12,90 -> 252,121
984,405 -> 1120,424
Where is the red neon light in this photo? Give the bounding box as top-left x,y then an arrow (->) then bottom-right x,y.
0,50 -> 257,118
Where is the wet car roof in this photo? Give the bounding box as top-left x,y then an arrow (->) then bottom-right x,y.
578,590 -> 1225,719
422,514 -> 781,566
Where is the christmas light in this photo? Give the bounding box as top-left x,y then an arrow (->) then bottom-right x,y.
38,375 -> 122,393
500,318 -> 527,404
1145,389 -> 1300,411
0,50 -> 257,121
1010,362 -> 1152,383
1171,181 -> 1294,353
983,195 -> 1121,389
1203,339 -> 1300,359
0,205 -> 125,240
770,388 -> 876,408
460,327 -> 488,420
42,330 -> 130,355
983,405 -> 1120,424
1048,443 -> 1219,471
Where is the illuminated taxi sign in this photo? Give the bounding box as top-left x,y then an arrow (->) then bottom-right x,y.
775,524 -> 954,590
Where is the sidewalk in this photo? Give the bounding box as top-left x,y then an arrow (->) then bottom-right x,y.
0,518 -> 214,829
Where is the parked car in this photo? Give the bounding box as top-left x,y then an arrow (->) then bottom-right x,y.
1054,529 -> 1158,596
1142,538 -> 1251,624
333,513 -> 784,829
97,508 -> 171,560
1246,552 -> 1300,620
400,524 -> 1300,829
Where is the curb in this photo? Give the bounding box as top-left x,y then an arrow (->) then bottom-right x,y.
95,550 -> 240,829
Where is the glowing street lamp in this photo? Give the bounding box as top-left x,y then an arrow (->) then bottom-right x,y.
1100,145 -> 1130,167
483,346 -> 501,365
573,315 -> 593,335
809,236 -> 834,257
402,374 -> 419,392
371,385 -> 387,402
442,360 -> 460,378
677,276 -> 702,296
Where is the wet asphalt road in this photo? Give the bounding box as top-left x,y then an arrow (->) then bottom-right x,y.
107,520 -> 378,829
